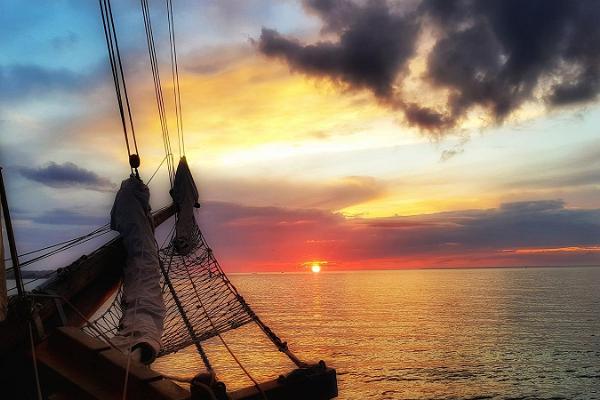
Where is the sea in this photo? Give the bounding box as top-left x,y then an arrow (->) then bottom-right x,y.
153,267 -> 600,400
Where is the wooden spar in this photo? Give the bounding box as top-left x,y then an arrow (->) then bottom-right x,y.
0,167 -> 24,296
0,191 -> 6,322
0,203 -> 176,355
36,326 -> 190,400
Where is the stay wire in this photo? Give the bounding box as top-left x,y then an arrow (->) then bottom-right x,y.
179,234 -> 267,399
99,0 -> 131,162
140,0 -> 175,186
3,223 -> 111,265
106,0 -> 139,155
166,0 -> 185,157
146,154 -> 169,186
99,0 -> 141,175
23,224 -> 110,261
142,0 -> 173,180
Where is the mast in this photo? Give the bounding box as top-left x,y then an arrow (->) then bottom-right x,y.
0,167 -> 24,297
0,181 -> 6,321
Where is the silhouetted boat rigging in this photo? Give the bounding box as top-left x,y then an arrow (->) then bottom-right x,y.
0,0 -> 337,399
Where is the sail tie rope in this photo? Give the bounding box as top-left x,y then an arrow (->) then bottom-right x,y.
28,321 -> 43,400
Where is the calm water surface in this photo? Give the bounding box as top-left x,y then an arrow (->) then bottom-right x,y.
154,267 -> 600,399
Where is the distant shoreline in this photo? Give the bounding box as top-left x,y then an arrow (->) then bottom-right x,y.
7,264 -> 600,279
226,264 -> 600,275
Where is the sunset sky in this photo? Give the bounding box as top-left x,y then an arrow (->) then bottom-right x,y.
1,0 -> 599,272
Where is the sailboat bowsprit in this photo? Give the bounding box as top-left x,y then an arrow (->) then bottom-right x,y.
0,0 -> 338,398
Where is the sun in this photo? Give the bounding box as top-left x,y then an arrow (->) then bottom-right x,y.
303,260 -> 327,272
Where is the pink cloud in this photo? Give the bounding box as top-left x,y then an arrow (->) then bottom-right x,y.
197,200 -> 600,272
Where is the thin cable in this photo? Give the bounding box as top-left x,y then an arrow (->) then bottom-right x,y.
159,253 -> 213,370
99,0 -> 129,155
147,154 -> 168,186
140,0 -> 175,185
27,323 -> 43,400
28,322 -> 43,400
18,226 -> 112,269
181,253 -> 268,399
98,0 -> 139,173
3,223 -> 111,265
106,0 -> 138,155
203,233 -> 307,368
166,0 -> 184,157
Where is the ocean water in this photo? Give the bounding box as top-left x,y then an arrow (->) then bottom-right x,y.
153,267 -> 600,399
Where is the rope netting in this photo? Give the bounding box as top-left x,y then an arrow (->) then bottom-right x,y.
84,222 -> 255,358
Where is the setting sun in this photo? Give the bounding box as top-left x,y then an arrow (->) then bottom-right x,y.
304,261 -> 327,273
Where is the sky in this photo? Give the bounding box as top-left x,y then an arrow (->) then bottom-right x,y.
1,0 -> 599,272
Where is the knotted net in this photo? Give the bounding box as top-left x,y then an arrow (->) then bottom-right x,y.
84,221 -> 255,358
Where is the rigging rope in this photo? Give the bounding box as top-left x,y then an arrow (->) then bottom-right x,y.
146,154 -> 169,186
98,0 -> 140,175
140,0 -> 175,186
28,322 -> 43,400
181,254 -> 267,399
166,0 -> 185,157
85,218 -> 305,388
3,224 -> 112,266
85,4 -> 302,396
5,204 -> 171,293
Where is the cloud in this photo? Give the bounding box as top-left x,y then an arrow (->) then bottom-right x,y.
29,208 -> 107,226
259,1 -> 418,99
51,31 -> 79,51
511,170 -> 600,190
202,175 -> 386,210
197,199 -> 600,271
259,0 -> 600,132
0,64 -> 88,103
17,162 -> 115,191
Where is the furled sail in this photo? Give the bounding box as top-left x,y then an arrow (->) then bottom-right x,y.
170,156 -> 200,255
88,162 -> 255,362
109,176 -> 165,363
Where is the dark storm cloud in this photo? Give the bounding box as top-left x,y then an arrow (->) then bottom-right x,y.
17,162 -> 114,191
260,0 -> 418,98
422,0 -> 600,125
259,0 -> 600,131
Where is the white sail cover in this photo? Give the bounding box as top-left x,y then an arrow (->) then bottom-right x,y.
170,157 -> 199,255
110,176 -> 165,362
